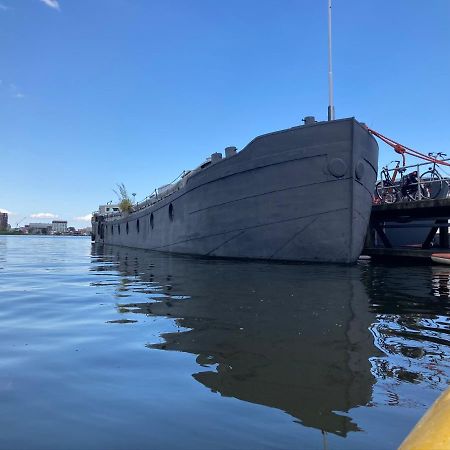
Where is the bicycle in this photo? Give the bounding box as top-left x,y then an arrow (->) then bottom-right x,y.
375,161 -> 429,203
419,152 -> 449,200
375,161 -> 401,203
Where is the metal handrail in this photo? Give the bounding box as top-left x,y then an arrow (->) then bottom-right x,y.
379,156 -> 450,173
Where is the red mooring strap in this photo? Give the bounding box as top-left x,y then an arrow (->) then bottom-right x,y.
367,127 -> 450,167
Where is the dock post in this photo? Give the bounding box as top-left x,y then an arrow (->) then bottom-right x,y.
364,222 -> 375,248
373,221 -> 392,248
438,220 -> 449,248
422,225 -> 439,249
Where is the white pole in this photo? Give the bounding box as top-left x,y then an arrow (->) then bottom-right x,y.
327,0 -> 335,121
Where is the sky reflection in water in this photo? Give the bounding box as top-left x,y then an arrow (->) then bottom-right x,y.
0,236 -> 449,450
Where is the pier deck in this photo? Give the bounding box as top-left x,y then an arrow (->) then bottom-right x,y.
363,198 -> 450,262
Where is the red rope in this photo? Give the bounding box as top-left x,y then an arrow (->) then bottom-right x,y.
367,127 -> 450,167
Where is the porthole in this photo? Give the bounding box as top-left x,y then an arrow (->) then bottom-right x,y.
136,219 -> 140,233
150,213 -> 154,229
126,222 -> 129,234
168,203 -> 174,221
118,224 -> 121,235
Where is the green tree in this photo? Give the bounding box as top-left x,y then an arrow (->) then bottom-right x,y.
113,183 -> 133,213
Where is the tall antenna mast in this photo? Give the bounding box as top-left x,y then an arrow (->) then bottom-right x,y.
327,0 -> 335,121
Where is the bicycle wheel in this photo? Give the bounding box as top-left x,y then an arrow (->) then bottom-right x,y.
419,171 -> 443,199
375,181 -> 398,204
408,185 -> 431,201
403,182 -> 429,201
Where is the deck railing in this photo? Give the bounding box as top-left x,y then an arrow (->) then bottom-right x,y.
375,157 -> 450,204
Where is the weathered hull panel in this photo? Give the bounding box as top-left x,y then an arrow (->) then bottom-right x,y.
93,118 -> 378,263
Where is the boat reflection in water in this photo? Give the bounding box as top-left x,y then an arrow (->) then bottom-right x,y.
93,245 -> 381,437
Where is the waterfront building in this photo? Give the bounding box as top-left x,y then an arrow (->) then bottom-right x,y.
28,223 -> 53,234
52,220 -> 68,233
0,212 -> 8,231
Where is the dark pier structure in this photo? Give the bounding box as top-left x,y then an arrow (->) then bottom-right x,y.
363,198 -> 450,261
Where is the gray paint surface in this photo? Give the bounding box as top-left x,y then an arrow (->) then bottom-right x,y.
93,118 -> 379,263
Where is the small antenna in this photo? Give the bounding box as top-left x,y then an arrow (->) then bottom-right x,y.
327,0 -> 335,121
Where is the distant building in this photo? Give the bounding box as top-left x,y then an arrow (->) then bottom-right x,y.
0,212 -> 8,230
77,226 -> 92,235
28,223 -> 53,234
52,220 -> 68,233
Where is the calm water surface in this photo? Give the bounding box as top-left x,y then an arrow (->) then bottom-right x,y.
1,236 -> 449,450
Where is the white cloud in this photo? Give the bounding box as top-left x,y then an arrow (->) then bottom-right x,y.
31,212 -> 59,219
40,0 -> 60,10
0,208 -> 13,214
74,214 -> 92,222
9,84 -> 25,99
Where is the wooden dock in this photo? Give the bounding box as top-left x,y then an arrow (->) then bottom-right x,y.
363,198 -> 450,262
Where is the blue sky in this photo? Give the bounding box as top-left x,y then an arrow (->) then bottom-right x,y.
1,0 -> 449,228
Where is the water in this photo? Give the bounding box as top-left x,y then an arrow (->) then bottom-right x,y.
0,236 -> 449,450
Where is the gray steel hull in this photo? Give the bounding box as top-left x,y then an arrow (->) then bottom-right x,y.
93,118 -> 378,263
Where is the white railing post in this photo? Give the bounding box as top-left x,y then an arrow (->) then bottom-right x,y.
417,164 -> 421,200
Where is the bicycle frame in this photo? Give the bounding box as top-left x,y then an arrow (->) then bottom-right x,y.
382,160 -> 402,185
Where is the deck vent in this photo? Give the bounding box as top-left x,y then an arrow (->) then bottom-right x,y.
211,152 -> 222,163
225,147 -> 237,157
303,116 -> 316,125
